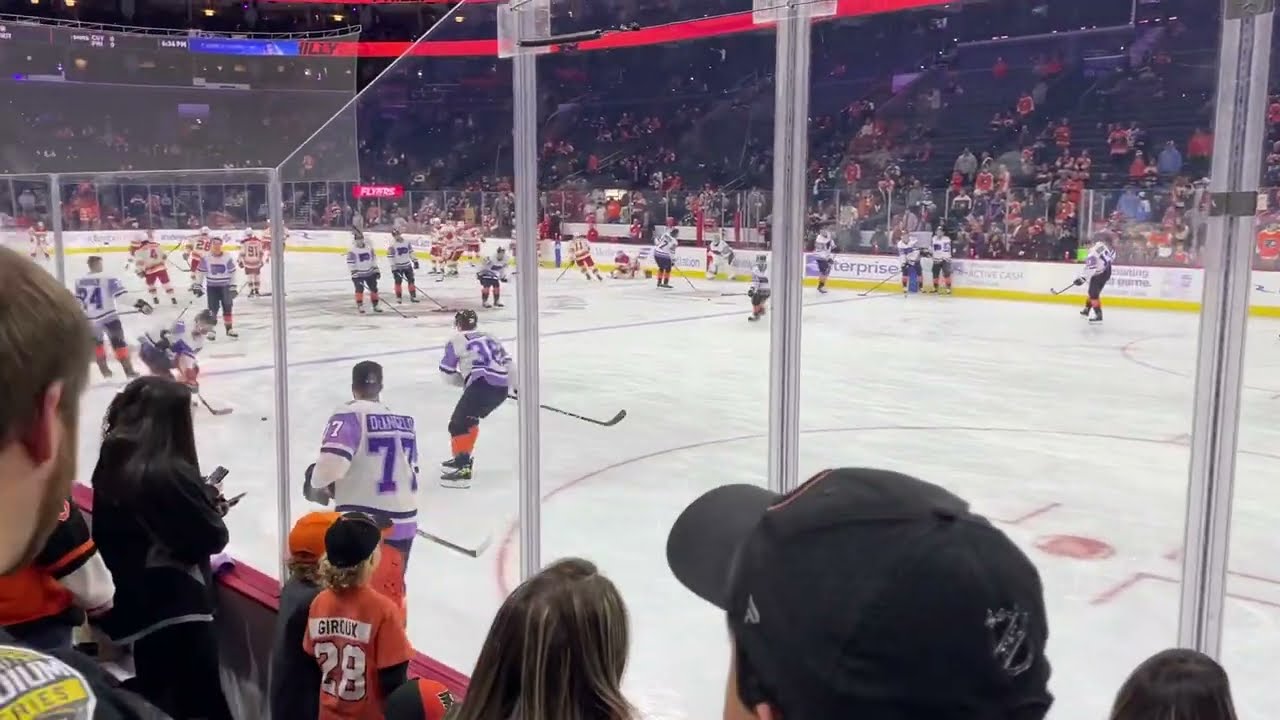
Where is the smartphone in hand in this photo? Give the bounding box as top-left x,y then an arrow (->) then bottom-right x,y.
206,466 -> 229,488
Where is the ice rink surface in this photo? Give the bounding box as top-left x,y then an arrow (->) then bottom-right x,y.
58,250 -> 1280,720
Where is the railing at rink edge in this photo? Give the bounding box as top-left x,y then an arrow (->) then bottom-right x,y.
3,177 -> 1280,268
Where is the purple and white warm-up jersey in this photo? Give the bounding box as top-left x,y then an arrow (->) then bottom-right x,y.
439,331 -> 512,388
317,399 -> 419,526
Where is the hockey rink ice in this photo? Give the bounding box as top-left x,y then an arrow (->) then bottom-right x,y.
61,251 -> 1280,720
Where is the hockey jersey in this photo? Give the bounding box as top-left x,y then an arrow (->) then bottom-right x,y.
897,238 -> 922,263
142,318 -> 203,360
1080,242 -> 1116,280
931,234 -> 953,260
75,273 -> 127,329
347,245 -> 378,278
477,255 -> 508,282
654,232 -> 678,260
439,331 -> 512,388
389,238 -> 416,269
750,264 -> 771,294
314,399 -> 419,524
813,232 -> 836,261
203,253 -> 237,287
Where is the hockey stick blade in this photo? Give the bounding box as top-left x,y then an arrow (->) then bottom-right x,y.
197,393 -> 234,416
382,302 -> 410,318
414,528 -> 492,558
508,394 -> 627,426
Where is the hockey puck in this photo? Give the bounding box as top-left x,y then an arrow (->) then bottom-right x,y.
261,416 -> 268,421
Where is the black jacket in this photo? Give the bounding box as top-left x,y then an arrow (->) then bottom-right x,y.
90,441 -> 229,643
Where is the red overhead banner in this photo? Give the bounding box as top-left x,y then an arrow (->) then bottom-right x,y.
293,0 -> 948,57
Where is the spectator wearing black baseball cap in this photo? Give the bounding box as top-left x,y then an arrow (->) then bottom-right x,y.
666,467 -> 1053,720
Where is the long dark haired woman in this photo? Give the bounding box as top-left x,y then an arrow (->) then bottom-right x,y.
1110,648 -> 1238,720
455,557 -> 634,720
90,376 -> 233,719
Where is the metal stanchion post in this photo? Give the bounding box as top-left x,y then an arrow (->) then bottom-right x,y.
1177,0 -> 1273,657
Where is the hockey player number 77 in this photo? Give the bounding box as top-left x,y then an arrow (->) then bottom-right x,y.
368,435 -> 418,494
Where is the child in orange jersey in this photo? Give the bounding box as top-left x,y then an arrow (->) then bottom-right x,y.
304,512 -> 414,719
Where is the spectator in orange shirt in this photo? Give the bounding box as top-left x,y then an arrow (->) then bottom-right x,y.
993,56 -> 1008,80
304,512 -> 414,720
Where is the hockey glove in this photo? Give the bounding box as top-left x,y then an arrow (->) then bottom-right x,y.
302,463 -> 334,506
373,268 -> 382,280
133,299 -> 155,316
230,286 -> 239,299
190,284 -> 205,298
1073,277 -> 1085,286
412,259 -> 420,270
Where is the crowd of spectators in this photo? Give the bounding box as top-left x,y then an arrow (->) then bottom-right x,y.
0,0 -> 1274,272
0,254 -> 1251,718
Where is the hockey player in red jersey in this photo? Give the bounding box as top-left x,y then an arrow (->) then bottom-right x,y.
567,234 -> 602,281
238,228 -> 268,297
132,232 -> 178,305
610,250 -> 640,279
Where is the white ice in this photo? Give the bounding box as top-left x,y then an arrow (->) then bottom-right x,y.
58,250 -> 1280,720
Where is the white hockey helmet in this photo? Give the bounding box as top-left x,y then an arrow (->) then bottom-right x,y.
200,226 -> 211,234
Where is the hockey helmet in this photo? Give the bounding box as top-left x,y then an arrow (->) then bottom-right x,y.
454,309 -> 479,332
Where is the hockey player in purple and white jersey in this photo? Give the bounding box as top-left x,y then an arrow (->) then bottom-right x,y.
1072,239 -> 1115,323
437,310 -> 512,488
347,228 -> 383,314
304,360 -> 420,565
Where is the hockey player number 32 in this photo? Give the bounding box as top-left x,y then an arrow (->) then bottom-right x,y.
466,336 -> 509,369
315,641 -> 367,701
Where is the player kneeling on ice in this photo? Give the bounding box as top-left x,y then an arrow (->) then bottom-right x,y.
348,228 -> 384,314
477,247 -> 508,308
139,309 -> 216,389
747,254 -> 771,322
304,361 -> 421,568
929,226 -> 954,294
438,310 -> 512,488
78,255 -> 148,379
388,229 -> 420,304
203,237 -> 239,338
812,227 -> 837,293
1072,239 -> 1115,323
611,249 -> 641,279
707,234 -> 736,280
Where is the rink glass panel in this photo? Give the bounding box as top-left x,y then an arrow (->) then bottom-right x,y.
46,169 -> 285,584
530,2 -> 778,716
1221,9 -> 1280,716
798,5 -> 1225,719
279,2 -> 518,683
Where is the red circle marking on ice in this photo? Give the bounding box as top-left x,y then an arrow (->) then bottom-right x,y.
1035,535 -> 1115,560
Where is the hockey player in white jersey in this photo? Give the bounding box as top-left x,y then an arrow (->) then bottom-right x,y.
706,234 -> 736,280
138,309 -> 215,387
304,360 -> 420,566
388,229 -> 420,304
1072,238 -> 1115,322
928,226 -> 954,295
747,254 -> 771,322
897,233 -> 923,295
653,227 -> 679,288
813,227 -> 837,293
346,228 -> 383,314
477,246 -> 509,308
77,255 -> 148,379
438,310 -> 512,488
202,237 -> 238,338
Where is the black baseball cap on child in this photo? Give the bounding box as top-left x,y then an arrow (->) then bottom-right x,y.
665,468 -> 1053,719
324,512 -> 383,569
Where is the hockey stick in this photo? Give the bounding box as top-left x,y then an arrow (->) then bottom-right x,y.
554,262 -> 573,282
197,393 -> 234,416
1049,282 -> 1078,296
860,272 -> 898,296
414,528 -> 493,558
509,394 -> 627,426
382,300 -> 410,318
